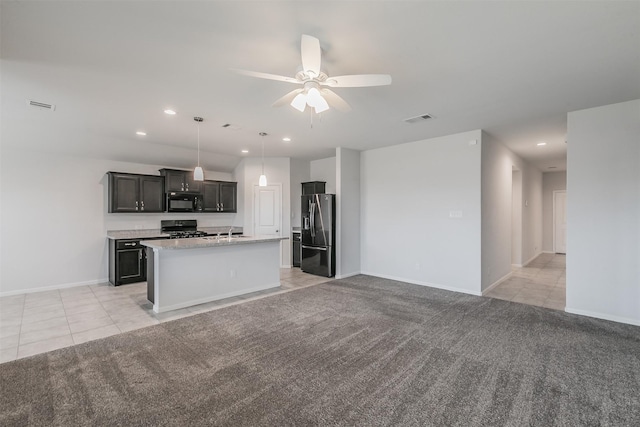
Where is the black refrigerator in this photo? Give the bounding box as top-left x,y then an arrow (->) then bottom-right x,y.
301,193 -> 336,277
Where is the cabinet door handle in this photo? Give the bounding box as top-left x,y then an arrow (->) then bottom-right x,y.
220,203 -> 224,210
186,183 -> 189,190
125,242 -> 137,246
140,200 -> 144,211
135,201 -> 139,211
139,250 -> 142,260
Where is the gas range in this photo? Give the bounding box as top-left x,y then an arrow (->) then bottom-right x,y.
161,220 -> 208,239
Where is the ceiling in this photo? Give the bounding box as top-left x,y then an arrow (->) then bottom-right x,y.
2,1 -> 639,173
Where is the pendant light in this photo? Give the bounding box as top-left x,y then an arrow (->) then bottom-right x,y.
193,116 -> 204,181
258,132 -> 267,187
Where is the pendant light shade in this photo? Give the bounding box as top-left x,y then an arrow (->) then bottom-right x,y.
194,166 -> 204,181
259,132 -> 267,187
193,117 -> 204,181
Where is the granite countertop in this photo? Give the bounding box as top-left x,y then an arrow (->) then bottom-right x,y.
107,226 -> 243,240
141,235 -> 288,250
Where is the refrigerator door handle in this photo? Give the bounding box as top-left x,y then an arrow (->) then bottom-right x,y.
310,202 -> 316,237
302,245 -> 327,251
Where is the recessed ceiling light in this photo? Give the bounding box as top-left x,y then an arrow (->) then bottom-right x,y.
282,137 -> 291,142
136,131 -> 147,136
537,142 -> 547,146
241,149 -> 249,154
164,109 -> 176,115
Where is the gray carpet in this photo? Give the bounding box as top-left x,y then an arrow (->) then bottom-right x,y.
1,275 -> 639,426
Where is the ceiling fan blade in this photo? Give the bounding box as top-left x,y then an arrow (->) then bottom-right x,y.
272,89 -> 304,107
323,74 -> 392,88
231,68 -> 299,84
320,89 -> 352,112
301,35 -> 321,77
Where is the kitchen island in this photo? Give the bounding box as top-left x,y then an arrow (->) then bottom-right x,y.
141,235 -> 288,313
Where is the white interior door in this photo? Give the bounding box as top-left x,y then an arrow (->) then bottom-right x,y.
254,185 -> 281,237
554,190 -> 567,254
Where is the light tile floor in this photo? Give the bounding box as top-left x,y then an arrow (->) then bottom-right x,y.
0,268 -> 331,364
485,253 -> 566,310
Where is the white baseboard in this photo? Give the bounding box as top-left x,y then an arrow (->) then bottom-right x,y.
511,263 -> 523,268
564,307 -> 640,327
0,277 -> 111,297
542,251 -> 555,254
482,271 -> 513,295
522,251 -> 543,267
360,271 -> 482,296
335,271 -> 360,280
153,282 -> 281,313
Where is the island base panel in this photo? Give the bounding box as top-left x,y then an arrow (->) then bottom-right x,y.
149,241 -> 281,313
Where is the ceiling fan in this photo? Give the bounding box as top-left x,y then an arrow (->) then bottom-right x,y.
232,35 -> 392,114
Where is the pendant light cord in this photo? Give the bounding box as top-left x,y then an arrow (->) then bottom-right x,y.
197,122 -> 201,167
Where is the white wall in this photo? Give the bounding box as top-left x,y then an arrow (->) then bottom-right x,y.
0,147 -> 237,295
511,169 -> 522,265
310,157 -> 336,193
361,130 -> 483,295
290,159 -> 310,228
336,147 -> 360,278
521,163 -> 543,265
235,157 -> 291,267
542,171 -> 567,252
481,133 -> 543,291
566,99 -> 640,326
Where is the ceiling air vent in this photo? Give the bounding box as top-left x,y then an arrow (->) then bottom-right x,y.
27,100 -> 56,111
403,113 -> 433,124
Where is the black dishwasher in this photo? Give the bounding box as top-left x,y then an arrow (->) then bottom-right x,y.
109,239 -> 146,285
292,231 -> 301,267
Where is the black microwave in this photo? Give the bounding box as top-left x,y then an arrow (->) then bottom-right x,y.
167,192 -> 202,212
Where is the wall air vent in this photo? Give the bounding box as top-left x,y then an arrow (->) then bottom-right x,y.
403,113 -> 433,124
27,100 -> 56,111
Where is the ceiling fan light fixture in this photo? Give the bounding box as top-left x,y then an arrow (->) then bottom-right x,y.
306,87 -> 323,107
313,94 -> 330,113
291,93 -> 307,112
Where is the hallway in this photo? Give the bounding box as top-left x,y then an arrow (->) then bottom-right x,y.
485,253 -> 565,310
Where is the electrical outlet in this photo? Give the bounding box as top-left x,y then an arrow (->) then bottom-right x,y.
449,210 -> 463,218
230,269 -> 236,278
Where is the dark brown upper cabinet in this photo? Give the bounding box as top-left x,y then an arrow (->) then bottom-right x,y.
108,172 -> 165,213
202,180 -> 237,212
159,168 -> 202,193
